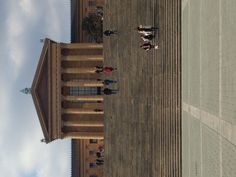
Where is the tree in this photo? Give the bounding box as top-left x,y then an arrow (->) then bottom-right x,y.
82,12 -> 103,43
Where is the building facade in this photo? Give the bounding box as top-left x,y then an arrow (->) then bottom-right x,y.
31,39 -> 104,143
72,139 -> 104,177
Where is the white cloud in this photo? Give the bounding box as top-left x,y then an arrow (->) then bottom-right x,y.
45,1 -> 62,40
0,87 -> 11,141
19,0 -> 37,18
5,11 -> 26,78
0,111 -> 71,177
7,15 -> 24,37
0,1 -> 71,177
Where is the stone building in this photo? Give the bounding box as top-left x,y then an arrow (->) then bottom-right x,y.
31,38 -> 105,177
31,38 -> 104,143
72,139 -> 104,177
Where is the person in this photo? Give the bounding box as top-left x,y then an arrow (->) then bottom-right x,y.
140,42 -> 159,51
103,88 -> 119,95
96,151 -> 104,158
94,109 -> 103,112
97,79 -> 118,85
103,30 -> 118,36
95,66 -> 117,73
98,145 -> 104,152
95,159 -> 104,166
136,25 -> 159,32
141,34 -> 155,42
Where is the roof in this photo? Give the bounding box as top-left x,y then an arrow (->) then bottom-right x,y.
31,39 -> 51,142
31,38 -> 62,143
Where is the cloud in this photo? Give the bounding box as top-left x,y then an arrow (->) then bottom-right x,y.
0,106 -> 71,177
19,0 -> 37,18
0,1 -> 71,177
5,8 -> 26,78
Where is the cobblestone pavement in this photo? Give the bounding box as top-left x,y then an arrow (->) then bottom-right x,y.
182,0 -> 236,177
103,0 -> 181,177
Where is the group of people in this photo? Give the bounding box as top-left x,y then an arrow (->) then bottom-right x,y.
135,25 -> 159,51
103,24 -> 159,51
94,66 -> 119,95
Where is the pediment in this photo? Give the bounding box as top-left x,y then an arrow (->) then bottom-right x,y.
31,39 -> 50,142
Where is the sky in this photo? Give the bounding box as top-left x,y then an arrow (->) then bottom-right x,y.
0,0 -> 71,177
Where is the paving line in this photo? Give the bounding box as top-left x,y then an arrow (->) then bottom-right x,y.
183,102 -> 236,148
199,0 -> 203,176
219,0 -> 223,176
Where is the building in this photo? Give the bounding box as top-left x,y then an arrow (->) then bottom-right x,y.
72,139 -> 104,177
31,38 -> 105,177
31,39 -> 104,143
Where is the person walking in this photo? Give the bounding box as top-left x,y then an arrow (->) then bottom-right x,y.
95,66 -> 117,73
97,79 -> 117,85
103,88 -> 119,95
95,159 -> 104,166
141,34 -> 155,42
96,151 -> 104,158
103,30 -> 118,36
136,25 -> 159,32
140,42 -> 159,51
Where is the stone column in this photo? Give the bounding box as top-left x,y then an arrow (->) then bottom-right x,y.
61,43 -> 103,49
62,108 -> 104,115
63,132 -> 104,139
63,95 -> 103,101
62,55 -> 103,61
63,81 -> 103,87
62,68 -> 96,74
63,119 -> 103,127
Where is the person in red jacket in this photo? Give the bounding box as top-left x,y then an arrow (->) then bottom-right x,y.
140,42 -> 159,51
95,66 -> 117,73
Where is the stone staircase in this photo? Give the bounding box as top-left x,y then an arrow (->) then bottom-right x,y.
152,0 -> 182,177
103,0 -> 181,177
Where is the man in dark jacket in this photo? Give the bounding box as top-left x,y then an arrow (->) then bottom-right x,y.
103,30 -> 118,36
103,88 -> 119,95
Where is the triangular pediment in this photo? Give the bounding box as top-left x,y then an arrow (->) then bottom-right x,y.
31,39 -> 50,142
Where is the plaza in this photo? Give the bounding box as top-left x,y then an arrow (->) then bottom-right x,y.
182,0 -> 236,177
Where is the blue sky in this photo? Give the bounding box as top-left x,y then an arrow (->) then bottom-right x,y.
0,0 -> 71,177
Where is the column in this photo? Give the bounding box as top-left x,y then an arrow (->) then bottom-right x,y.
61,43 -> 103,49
62,55 -> 103,61
62,68 -> 96,74
63,120 -> 103,127
63,81 -> 103,87
63,108 -> 104,115
63,95 -> 103,101
63,132 -> 104,139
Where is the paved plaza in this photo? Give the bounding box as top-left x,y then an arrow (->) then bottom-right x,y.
182,0 -> 236,177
